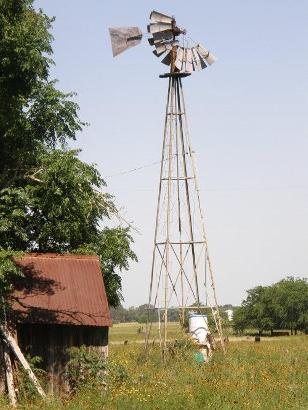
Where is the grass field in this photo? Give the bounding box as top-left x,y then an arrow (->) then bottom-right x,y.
1,325 -> 307,409
109,322 -> 182,343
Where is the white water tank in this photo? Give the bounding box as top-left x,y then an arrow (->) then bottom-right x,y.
188,312 -> 209,344
225,309 -> 234,321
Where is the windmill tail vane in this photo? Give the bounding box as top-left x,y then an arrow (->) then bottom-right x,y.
108,27 -> 142,57
108,10 -> 225,359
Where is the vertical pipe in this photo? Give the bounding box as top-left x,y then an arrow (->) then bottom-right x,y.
164,76 -> 175,355
145,78 -> 172,352
175,78 -> 200,306
174,80 -> 185,325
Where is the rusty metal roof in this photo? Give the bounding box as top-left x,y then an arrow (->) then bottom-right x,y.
12,254 -> 112,327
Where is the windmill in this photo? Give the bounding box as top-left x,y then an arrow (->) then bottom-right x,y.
109,10 -> 225,357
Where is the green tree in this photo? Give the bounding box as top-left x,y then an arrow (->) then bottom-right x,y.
75,226 -> 137,307
243,286 -> 281,333
0,249 -> 24,326
233,277 -> 308,334
0,0 -> 137,307
0,0 -> 84,187
232,306 -> 248,334
233,285 -> 280,334
274,277 -> 308,334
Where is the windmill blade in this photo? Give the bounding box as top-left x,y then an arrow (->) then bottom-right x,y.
148,23 -> 173,34
196,51 -> 208,70
196,44 -> 217,65
154,44 -> 169,56
191,47 -> 206,71
153,40 -> 178,57
153,49 -> 167,58
191,47 -> 201,71
180,47 -> 188,72
154,40 -> 178,52
161,50 -> 172,66
150,10 -> 173,24
175,47 -> 184,71
153,44 -> 169,57
204,51 -> 216,65
184,48 -> 193,73
151,31 -> 174,44
109,27 -> 143,57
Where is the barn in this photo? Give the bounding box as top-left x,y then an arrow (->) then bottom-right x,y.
10,253 -> 112,393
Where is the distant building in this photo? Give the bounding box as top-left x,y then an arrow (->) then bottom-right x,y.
225,309 -> 234,321
10,253 -> 112,393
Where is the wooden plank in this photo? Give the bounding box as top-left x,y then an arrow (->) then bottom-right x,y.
1,327 -> 46,398
3,344 -> 17,406
0,342 -> 6,394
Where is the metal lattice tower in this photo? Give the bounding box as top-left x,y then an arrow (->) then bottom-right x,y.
145,72 -> 224,354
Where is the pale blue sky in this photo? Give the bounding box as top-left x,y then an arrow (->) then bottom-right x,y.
35,1 -> 308,306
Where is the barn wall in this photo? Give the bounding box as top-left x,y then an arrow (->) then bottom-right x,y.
17,324 -> 108,393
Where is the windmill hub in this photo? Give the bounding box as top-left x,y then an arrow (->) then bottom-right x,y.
170,17 -> 186,37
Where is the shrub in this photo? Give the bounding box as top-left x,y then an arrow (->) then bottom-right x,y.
15,355 -> 46,403
65,346 -> 107,392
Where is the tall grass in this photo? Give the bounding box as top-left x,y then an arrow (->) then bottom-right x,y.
2,336 -> 307,409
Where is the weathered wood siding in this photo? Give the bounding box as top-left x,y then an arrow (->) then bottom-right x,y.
16,324 -> 108,393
